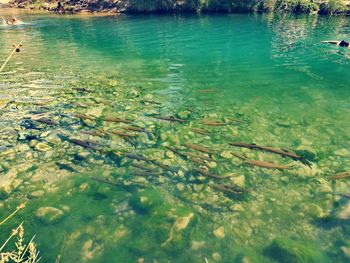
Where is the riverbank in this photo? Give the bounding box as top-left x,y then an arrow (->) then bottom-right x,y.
4,0 -> 350,15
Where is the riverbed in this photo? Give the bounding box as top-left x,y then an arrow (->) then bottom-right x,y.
0,10 -> 350,262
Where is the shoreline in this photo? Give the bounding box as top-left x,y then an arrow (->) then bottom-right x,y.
2,1 -> 350,16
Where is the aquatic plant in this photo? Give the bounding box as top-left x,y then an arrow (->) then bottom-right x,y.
0,224 -> 40,263
0,205 -> 40,263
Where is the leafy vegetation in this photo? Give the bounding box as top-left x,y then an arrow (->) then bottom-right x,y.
9,0 -> 349,14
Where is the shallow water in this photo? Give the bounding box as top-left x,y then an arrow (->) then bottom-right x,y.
0,10 -> 350,262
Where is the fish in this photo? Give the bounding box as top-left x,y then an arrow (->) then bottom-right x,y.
109,130 -> 137,138
210,184 -> 245,195
102,117 -> 133,123
33,117 -> 57,125
80,130 -> 105,137
153,116 -> 187,123
130,162 -> 158,172
194,168 -> 231,179
125,153 -> 151,162
330,171 -> 350,180
188,127 -> 211,136
140,99 -> 162,105
232,152 -> 290,170
121,125 -> 146,133
201,119 -> 227,126
184,143 -> 214,155
244,159 -> 290,170
68,138 -> 101,151
229,142 -> 310,166
72,113 -> 95,121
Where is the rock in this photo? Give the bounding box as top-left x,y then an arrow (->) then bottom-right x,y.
191,241 -> 205,250
79,183 -> 90,192
34,142 -> 51,152
17,144 -> 30,152
173,213 -> 194,231
36,207 -> 65,224
212,252 -> 222,261
28,190 -> 45,199
301,204 -> 326,219
334,149 -> 350,157
165,151 -> 175,159
315,178 -> 332,194
176,183 -> 185,192
266,238 -> 329,263
230,204 -> 244,212
81,239 -> 103,261
341,246 -> 350,259
131,189 -> 163,213
220,150 -> 232,159
231,175 -> 245,188
213,226 -> 225,239
337,201 -> 350,220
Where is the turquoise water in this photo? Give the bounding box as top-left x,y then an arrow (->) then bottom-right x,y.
0,10 -> 350,262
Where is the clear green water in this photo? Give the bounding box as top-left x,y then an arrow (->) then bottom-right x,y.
0,10 -> 350,262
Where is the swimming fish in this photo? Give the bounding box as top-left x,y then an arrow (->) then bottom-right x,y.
330,171 -> 350,180
33,117 -> 57,125
184,143 -> 214,155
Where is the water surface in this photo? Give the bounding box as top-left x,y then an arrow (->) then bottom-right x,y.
0,10 -> 350,262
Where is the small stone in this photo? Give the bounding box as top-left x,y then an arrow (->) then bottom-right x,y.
36,207 -> 65,224
28,190 -> 45,199
220,151 -> 232,159
334,149 -> 350,157
165,151 -> 175,159
212,252 -> 222,261
207,162 -> 217,168
338,201 -> 350,220
35,142 -> 51,152
176,183 -> 185,192
341,246 -> 350,259
231,175 -> 245,187
17,144 -> 30,152
79,183 -> 90,192
213,226 -> 225,239
230,204 -> 244,212
191,241 -> 205,250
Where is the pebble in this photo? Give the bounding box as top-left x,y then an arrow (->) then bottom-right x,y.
191,241 -> 205,250
212,252 -> 222,261
334,149 -> 350,157
231,174 -> 245,187
35,142 -> 51,152
176,183 -> 185,191
220,151 -> 232,159
213,226 -> 225,239
36,206 -> 65,224
28,190 -> 45,199
338,201 -> 350,220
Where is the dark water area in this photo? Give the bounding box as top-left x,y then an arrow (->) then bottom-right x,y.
0,10 -> 350,262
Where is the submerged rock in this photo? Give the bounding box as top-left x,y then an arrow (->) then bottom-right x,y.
213,226 -> 225,239
334,148 -> 350,157
36,206 -> 65,224
34,142 -> 52,152
337,201 -> 350,220
131,188 -> 164,213
28,190 -> 45,199
265,238 -> 329,263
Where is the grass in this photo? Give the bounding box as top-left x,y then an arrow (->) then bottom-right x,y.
0,205 -> 41,263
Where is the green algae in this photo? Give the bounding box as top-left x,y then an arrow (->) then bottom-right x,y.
0,11 -> 350,263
